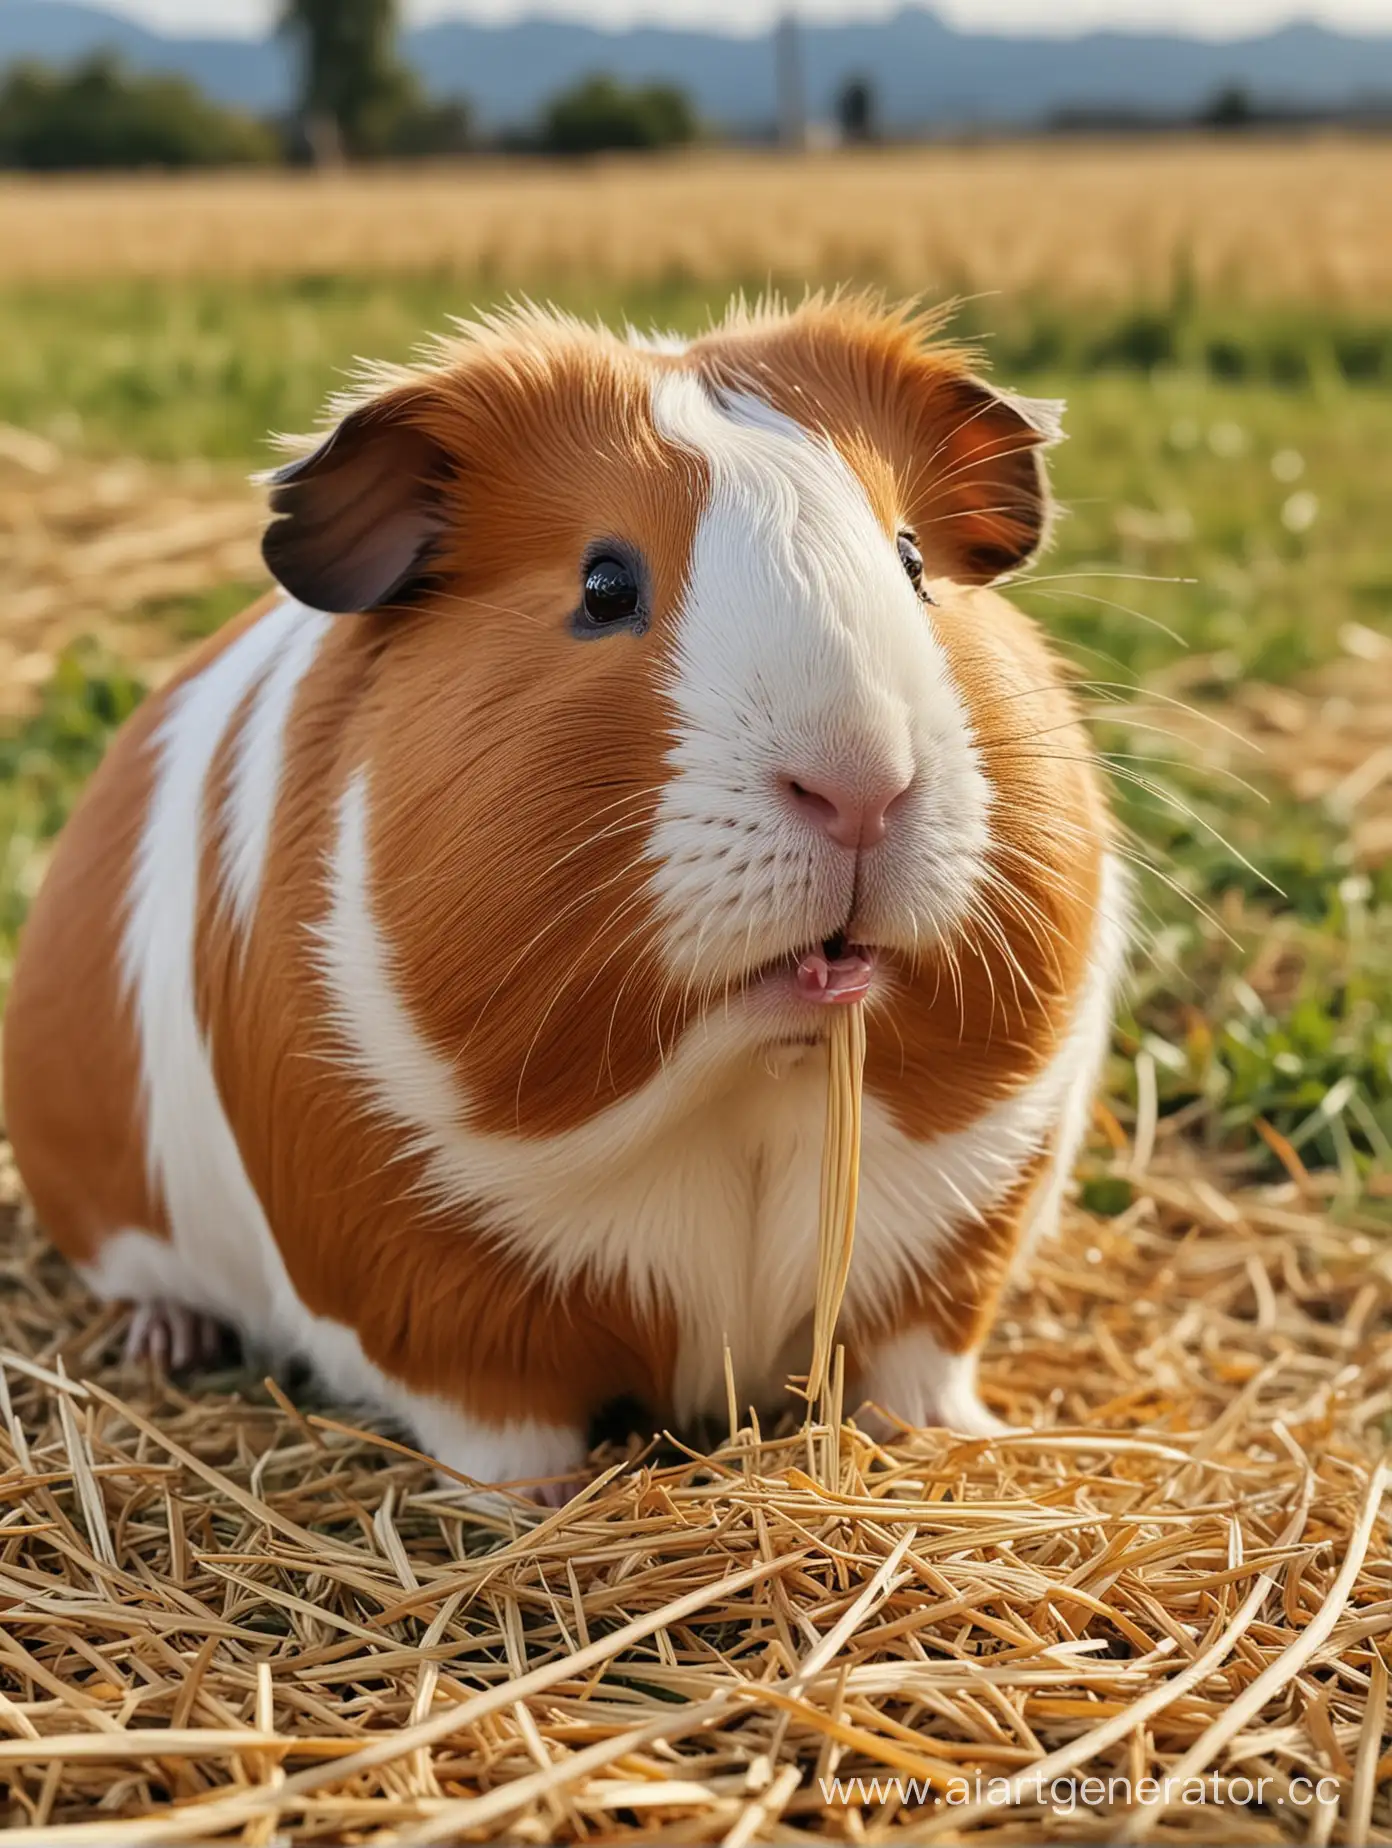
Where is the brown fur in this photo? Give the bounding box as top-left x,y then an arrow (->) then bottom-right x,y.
366,335 -> 707,1139
194,625 -> 675,1427
690,297 -> 1055,584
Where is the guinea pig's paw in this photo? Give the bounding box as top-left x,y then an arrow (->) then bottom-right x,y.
122,1300 -> 229,1375
431,1467 -> 589,1521
856,1396 -> 1017,1447
525,1470 -> 591,1511
858,1328 -> 1016,1446
422,1414 -> 591,1513
940,1402 -> 1018,1443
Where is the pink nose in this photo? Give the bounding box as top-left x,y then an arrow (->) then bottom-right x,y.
780,769 -> 912,850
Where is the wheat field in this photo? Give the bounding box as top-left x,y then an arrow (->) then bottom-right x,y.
2,137 -> 1391,300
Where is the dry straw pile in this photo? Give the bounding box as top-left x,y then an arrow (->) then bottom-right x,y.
0,439 -> 261,722
2,1110 -> 1389,1842
3,140 -> 1391,302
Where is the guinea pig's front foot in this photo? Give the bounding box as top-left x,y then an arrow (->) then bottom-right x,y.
526,1471 -> 589,1511
857,1325 -> 1016,1444
122,1299 -> 230,1375
435,1470 -> 588,1517
416,1408 -> 592,1512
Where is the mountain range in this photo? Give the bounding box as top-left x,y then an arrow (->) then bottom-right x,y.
3,3 -> 1391,130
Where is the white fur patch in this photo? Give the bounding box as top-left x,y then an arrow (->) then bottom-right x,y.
316,770 -> 467,1150
399,1400 -> 587,1494
646,371 -> 991,986
85,1226 -> 222,1323
220,603 -> 332,932
298,1307 -> 584,1495
123,604 -> 297,1325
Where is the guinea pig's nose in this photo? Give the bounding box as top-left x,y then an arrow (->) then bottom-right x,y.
779,769 -> 912,851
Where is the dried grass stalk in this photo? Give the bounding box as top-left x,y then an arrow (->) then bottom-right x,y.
805,1004 -> 867,1427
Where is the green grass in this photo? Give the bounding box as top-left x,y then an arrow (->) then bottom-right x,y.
2,273 -> 1390,1196
0,644 -> 144,976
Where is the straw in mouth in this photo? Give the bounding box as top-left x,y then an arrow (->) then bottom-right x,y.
804,1000 -> 868,1443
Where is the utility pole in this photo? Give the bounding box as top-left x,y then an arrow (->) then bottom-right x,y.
775,9 -> 807,151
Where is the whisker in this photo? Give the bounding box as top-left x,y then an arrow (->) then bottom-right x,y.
1081,763 -> 1281,896
1018,584 -> 1188,649
1013,747 -> 1271,807
425,587 -> 553,631
1055,682 -> 1260,749
1006,568 -> 1199,591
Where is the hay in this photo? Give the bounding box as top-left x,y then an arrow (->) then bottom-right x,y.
1147,634 -> 1392,873
806,1005 -> 867,1433
0,444 -> 262,721
1,1123 -> 1389,1843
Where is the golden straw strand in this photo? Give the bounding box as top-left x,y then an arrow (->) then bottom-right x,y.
807,1005 -> 867,1430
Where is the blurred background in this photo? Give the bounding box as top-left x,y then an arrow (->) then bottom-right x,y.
1,0 -> 1390,1208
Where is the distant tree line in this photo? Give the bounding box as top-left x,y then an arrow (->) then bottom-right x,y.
1049,82 -> 1392,135
3,0 -> 1386,174
0,56 -> 277,169
0,65 -> 700,172
0,0 -> 706,171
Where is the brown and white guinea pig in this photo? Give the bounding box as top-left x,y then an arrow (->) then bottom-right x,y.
3,294 -> 1127,1494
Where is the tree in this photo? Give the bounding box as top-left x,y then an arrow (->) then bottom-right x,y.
1202,84 -> 1256,130
836,74 -> 878,144
279,0 -> 413,161
0,55 -> 275,170
537,74 -> 699,157
383,95 -> 473,158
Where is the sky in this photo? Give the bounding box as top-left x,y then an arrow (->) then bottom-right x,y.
36,0 -> 1392,38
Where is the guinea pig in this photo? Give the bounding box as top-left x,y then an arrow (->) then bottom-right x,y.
3,294 -> 1127,1496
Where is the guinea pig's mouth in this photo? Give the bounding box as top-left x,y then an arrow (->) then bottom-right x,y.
743,934 -> 879,1009
795,934 -> 878,1004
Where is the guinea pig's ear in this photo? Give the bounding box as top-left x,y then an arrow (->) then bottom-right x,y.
909,367 -> 1063,585
260,394 -> 447,614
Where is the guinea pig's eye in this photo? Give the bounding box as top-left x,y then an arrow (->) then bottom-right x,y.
897,531 -> 925,592
580,555 -> 643,632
